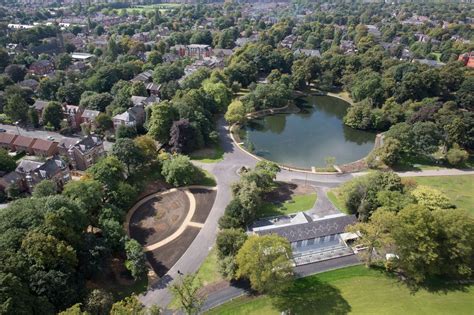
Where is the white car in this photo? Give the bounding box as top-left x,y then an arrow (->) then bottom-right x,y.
47,136 -> 55,141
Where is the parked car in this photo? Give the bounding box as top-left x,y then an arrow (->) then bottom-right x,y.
47,136 -> 55,141
0,129 -> 6,133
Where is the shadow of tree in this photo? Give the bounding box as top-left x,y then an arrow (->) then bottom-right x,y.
271,277 -> 351,315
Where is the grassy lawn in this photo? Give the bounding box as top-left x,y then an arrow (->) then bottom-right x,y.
257,193 -> 317,218
196,169 -> 217,187
190,146 -> 224,163
195,248 -> 223,286
394,154 -> 474,172
206,265 -> 474,315
327,189 -> 349,214
408,175 -> 474,215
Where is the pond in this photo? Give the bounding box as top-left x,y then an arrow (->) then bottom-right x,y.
241,95 -> 377,169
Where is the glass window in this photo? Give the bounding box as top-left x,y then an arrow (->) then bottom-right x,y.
296,240 -> 303,248
307,238 -> 315,246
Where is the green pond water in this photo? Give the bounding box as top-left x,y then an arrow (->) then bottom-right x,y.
242,95 -> 377,168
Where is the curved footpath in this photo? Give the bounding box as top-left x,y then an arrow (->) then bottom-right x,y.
139,118 -> 474,310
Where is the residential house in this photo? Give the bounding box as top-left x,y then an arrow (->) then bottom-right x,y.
171,44 -> 213,59
250,213 -> 358,268
0,171 -> 25,192
293,48 -> 321,58
12,135 -> 36,154
32,100 -> 49,119
66,136 -> 105,171
340,40 -> 356,54
63,104 -> 84,129
112,104 -> 146,130
81,109 -> 100,124
280,34 -> 298,49
131,70 -> 154,83
31,138 -> 58,157
413,59 -> 445,68
146,83 -> 161,97
28,60 -> 55,76
0,133 -> 18,151
15,156 -> 71,192
458,52 -> 474,68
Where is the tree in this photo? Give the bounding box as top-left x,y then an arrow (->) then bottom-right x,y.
115,125 -> 137,139
130,81 -> 148,97
375,137 -> 402,166
202,80 -> 231,112
147,102 -> 175,144
4,93 -> 29,122
57,83 -> 84,105
112,138 -> 145,175
161,154 -> 200,187
224,100 -> 246,124
86,156 -> 125,190
456,77 -> 474,111
94,113 -> 113,133
63,179 -> 104,225
343,100 -> 373,130
84,289 -> 113,315
170,273 -> 204,315
236,235 -> 294,294
80,92 -> 114,112
134,135 -> 157,163
28,108 -> 39,127
55,53 -> 73,70
4,64 -> 26,82
446,144 -> 468,166
110,295 -> 144,315
346,210 -> 396,266
42,101 -> 64,130
216,228 -> 247,258
124,239 -> 147,280
32,180 -> 57,197
168,119 -> 199,154
153,63 -> 184,84
411,185 -> 454,211
58,303 -> 89,315
0,149 -> 16,173
38,77 -> 61,101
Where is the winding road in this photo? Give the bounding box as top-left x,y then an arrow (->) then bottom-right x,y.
139,118 -> 474,310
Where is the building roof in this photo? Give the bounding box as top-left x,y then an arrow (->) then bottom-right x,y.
73,135 -> 102,154
81,109 -> 100,119
71,52 -> 94,60
254,214 -> 357,243
58,137 -> 79,150
13,135 -> 36,147
0,133 -> 18,145
31,138 -> 56,152
16,159 -> 44,173
0,171 -> 22,186
32,100 -> 49,111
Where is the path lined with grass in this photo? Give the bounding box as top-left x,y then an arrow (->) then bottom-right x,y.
206,265 -> 474,315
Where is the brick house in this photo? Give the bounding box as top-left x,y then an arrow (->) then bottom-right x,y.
28,60 -> 55,76
0,133 -> 18,151
12,135 -> 36,154
64,135 -> 105,171
81,109 -> 101,124
31,138 -> 58,157
15,156 -> 71,192
32,100 -> 49,119
63,104 -> 84,129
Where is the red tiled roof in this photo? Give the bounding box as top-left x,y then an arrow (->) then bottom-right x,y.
0,133 -> 18,145
13,135 -> 35,147
31,138 -> 56,151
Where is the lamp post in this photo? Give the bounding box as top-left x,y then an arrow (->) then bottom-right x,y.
14,121 -> 21,136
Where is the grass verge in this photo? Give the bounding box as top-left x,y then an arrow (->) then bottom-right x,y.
327,189 -> 349,214
190,146 -> 224,163
257,193 -> 317,218
196,169 -> 217,187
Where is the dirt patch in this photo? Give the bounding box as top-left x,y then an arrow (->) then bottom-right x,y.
264,181 -> 315,203
129,190 -> 190,247
137,181 -> 171,200
146,226 -> 201,277
190,188 -> 217,223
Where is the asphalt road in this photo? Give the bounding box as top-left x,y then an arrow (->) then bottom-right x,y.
0,124 -> 113,151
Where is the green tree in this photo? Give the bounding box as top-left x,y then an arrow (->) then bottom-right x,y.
446,144 -> 468,166
55,53 -> 73,70
59,303 -> 89,315
110,295 -> 144,315
0,149 -> 16,173
224,99 -> 246,124
124,239 -> 147,280
134,135 -> 158,163
80,93 -> 113,112
112,138 -> 146,175
57,83 -> 84,105
63,179 -> 104,225
42,101 -> 64,130
147,102 -> 175,144
216,228 -> 248,258
4,64 -> 26,82
38,77 -> 61,101
84,289 -> 113,315
456,77 -> 474,111
161,154 -> 200,187
94,113 -> 113,133
170,273 -> 204,315
236,235 -> 294,294
4,93 -> 29,122
202,80 -> 231,112
130,81 -> 148,97
411,185 -> 454,211
86,156 -> 125,190
32,180 -> 57,197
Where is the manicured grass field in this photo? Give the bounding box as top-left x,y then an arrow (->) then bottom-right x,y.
197,169 -> 217,187
257,193 -> 317,218
206,265 -> 474,315
408,175 -> 474,214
